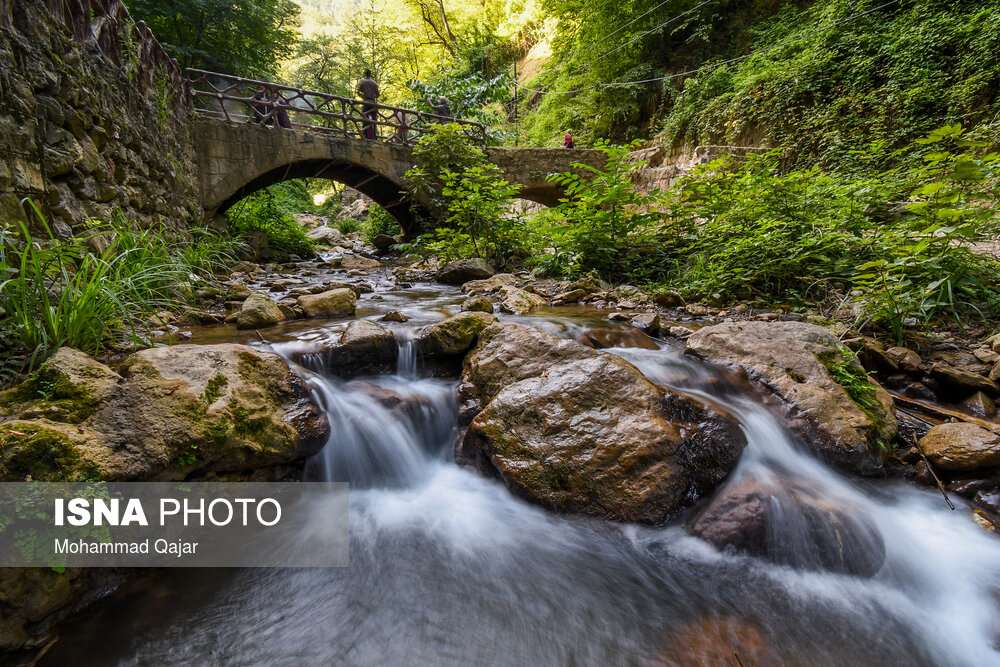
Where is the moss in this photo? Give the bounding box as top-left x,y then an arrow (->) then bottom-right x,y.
815,346 -> 891,451
0,423 -> 101,481
199,374 -> 229,407
0,369 -> 100,424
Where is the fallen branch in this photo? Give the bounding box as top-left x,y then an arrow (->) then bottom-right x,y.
912,433 -> 955,511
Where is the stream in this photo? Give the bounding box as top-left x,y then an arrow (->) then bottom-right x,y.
39,261 -> 1000,666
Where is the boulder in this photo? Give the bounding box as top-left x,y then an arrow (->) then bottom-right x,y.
577,328 -> 659,350
497,285 -> 547,315
341,254 -> 381,270
372,234 -> 396,252
319,320 -> 398,377
462,323 -> 598,405
417,312 -> 497,357
460,295 -> 494,313
461,324 -> 745,523
0,345 -> 329,483
462,273 -> 518,295
0,347 -> 120,423
885,346 -> 922,373
224,284 -> 253,301
686,322 -> 896,473
305,226 -> 348,246
296,288 -> 357,318
651,291 -> 685,308
961,392 -> 997,419
630,312 -> 660,334
437,258 -> 494,285
687,476 -> 886,576
380,310 -> 408,323
919,423 -> 1000,471
236,293 -> 286,329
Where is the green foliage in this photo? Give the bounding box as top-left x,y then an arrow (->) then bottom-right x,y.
363,206 -> 401,242
521,126 -> 1000,340
226,187 -> 315,257
125,0 -> 300,78
0,202 -> 240,375
523,0 -> 1000,167
530,140 -> 661,278
403,124 -> 523,263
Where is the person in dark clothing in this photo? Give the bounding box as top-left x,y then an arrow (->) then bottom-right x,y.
563,131 -> 575,148
427,95 -> 451,120
356,69 -> 380,139
250,85 -> 273,125
274,90 -> 292,129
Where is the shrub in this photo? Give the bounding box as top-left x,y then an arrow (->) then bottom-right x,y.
403,123 -> 523,264
0,202 -> 240,375
226,188 -> 315,257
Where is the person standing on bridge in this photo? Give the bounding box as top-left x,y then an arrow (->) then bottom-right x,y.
427,95 -> 451,120
357,69 -> 380,140
563,131 -> 575,148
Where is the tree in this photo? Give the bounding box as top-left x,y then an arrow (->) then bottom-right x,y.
125,0 -> 300,78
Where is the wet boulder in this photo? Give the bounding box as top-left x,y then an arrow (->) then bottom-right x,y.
497,285 -> 546,315
578,328 -> 660,350
686,321 -> 896,474
919,422 -> 1000,471
437,258 -> 494,285
340,254 -> 381,270
372,234 -> 396,252
0,345 -> 329,483
236,293 -> 286,329
319,320 -> 398,377
687,476 -> 886,577
653,616 -> 781,667
461,273 -> 518,295
461,324 -> 746,523
297,288 -> 357,318
416,312 -> 497,357
305,226 -> 348,247
461,295 -> 494,313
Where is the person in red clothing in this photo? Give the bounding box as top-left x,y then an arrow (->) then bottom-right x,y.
563,131 -> 575,148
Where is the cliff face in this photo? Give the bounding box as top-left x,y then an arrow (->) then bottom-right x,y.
0,0 -> 199,235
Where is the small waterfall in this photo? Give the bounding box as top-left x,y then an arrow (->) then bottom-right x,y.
273,335 -> 457,488
395,330 -> 419,379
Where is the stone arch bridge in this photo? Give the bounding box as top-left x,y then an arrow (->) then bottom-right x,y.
187,70 -> 604,233
188,71 -> 605,235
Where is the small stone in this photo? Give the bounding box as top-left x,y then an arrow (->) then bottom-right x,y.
608,312 -> 631,322
669,326 -> 696,339
380,310 -> 408,322
686,304 -> 710,316
372,234 -> 396,251
341,254 -> 381,270
630,312 -> 660,334
885,346 -> 922,373
779,312 -> 804,322
961,391 -> 997,419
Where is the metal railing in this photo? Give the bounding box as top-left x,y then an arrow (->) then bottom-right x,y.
186,69 -> 487,148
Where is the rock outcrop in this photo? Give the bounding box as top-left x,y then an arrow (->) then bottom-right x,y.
461,323 -> 746,523
686,322 -> 897,473
0,344 -> 329,483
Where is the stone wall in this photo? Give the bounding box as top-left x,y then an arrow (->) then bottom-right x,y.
0,0 -> 199,237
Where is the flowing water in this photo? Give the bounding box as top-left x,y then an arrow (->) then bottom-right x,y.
40,279 -> 1000,666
